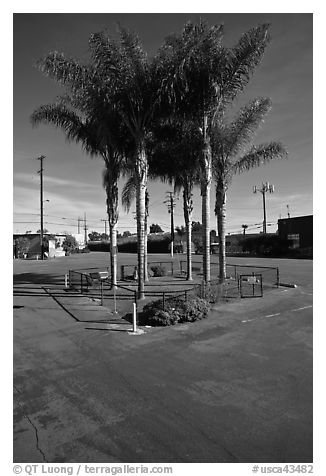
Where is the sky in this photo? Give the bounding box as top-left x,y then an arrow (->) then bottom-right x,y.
13,12 -> 313,237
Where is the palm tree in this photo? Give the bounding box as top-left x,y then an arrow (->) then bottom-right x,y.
89,27 -> 163,299
121,175 -> 150,282
158,21 -> 271,283
211,97 -> 287,282
31,48 -> 131,288
148,120 -> 202,281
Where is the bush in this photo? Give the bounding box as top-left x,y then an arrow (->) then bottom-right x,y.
139,296 -> 210,327
150,265 -> 166,277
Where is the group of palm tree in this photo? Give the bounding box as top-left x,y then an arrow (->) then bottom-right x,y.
31,20 -> 287,299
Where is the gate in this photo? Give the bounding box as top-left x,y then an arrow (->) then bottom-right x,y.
239,274 -> 263,298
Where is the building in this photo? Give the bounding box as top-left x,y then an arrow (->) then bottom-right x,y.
277,215 -> 313,255
13,233 -> 67,259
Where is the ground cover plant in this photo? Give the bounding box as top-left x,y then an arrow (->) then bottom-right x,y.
139,295 -> 210,326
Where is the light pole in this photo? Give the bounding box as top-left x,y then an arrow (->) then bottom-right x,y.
253,182 -> 274,234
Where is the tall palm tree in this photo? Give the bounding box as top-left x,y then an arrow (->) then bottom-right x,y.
158,21 -> 271,283
89,27 -> 163,299
121,175 -> 150,282
211,97 -> 287,282
30,43 -> 133,287
148,120 -> 202,281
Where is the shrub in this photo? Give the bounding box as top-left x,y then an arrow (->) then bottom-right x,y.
139,296 -> 210,327
150,265 -> 166,277
177,297 -> 210,323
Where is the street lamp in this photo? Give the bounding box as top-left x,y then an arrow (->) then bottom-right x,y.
253,182 -> 274,234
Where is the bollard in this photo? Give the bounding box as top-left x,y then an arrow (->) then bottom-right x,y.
132,303 -> 137,332
113,285 -> 117,314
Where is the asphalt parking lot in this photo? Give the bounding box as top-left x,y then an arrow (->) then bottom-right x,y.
13,254 -> 313,463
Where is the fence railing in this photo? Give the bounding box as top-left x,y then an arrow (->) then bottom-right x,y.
121,261 -> 177,280
179,260 -> 279,287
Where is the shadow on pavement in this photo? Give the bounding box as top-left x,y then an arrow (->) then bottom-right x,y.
14,273 -> 65,285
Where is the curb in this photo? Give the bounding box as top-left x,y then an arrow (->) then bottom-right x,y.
278,282 -> 297,288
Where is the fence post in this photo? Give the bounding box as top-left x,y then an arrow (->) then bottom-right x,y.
276,267 -> 279,287
171,262 -> 174,276
64,274 -> 68,289
234,265 -> 237,280
100,281 -> 103,306
185,290 -> 187,302
80,274 -> 83,294
162,292 -> 165,311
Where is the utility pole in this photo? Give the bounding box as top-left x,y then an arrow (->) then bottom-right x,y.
84,212 -> 88,246
253,182 -> 274,234
164,192 -> 177,258
77,217 -> 82,234
101,219 -> 108,238
36,155 -> 45,259
287,204 -> 291,219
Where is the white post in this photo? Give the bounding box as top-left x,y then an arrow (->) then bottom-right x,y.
113,285 -> 117,314
64,274 -> 68,288
133,303 -> 137,332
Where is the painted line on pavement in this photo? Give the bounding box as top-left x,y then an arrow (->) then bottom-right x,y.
291,305 -> 313,312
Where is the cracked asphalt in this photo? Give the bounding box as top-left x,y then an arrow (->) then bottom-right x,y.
13,254 -> 313,463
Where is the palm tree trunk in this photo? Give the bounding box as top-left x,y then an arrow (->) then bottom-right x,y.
135,139 -> 148,300
105,176 -> 119,288
183,185 -> 193,281
144,214 -> 148,282
201,118 -> 212,283
144,190 -> 149,282
216,184 -> 227,282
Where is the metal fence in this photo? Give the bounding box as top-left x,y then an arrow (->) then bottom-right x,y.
179,260 -> 279,287
226,264 -> 279,287
121,261 -> 177,280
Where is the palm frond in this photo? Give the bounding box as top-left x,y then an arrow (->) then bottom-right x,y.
36,52 -> 91,93
233,142 -> 288,174
121,176 -> 137,213
31,103 -> 84,140
220,24 -> 270,105
226,97 -> 272,156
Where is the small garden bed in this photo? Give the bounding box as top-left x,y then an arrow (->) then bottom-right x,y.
138,295 -> 210,327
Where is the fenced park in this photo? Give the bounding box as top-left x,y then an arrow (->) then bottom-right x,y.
65,255 -> 280,320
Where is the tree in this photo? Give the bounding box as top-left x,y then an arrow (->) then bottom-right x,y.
150,223 -> 164,233
88,27 -> 164,299
36,228 -> 49,234
148,119 -> 202,280
122,231 -> 132,238
212,106 -> 287,283
62,234 -> 78,253
121,175 -> 150,282
158,21 -> 272,283
31,33 -> 132,288
15,237 -> 30,257
88,231 -> 102,241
